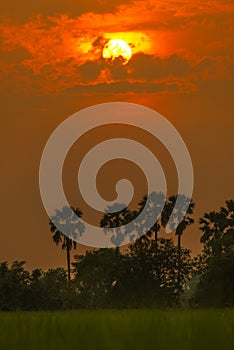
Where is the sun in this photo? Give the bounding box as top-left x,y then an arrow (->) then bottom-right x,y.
102,39 -> 132,65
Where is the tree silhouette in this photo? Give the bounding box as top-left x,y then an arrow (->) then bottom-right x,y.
197,201 -> 234,307
137,192 -> 165,247
161,194 -> 195,294
73,248 -> 122,308
100,192 -> 165,246
200,199 -> 234,256
100,203 -> 136,246
49,206 -> 84,286
161,194 -> 195,250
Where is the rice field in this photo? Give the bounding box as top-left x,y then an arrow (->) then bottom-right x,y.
0,309 -> 233,350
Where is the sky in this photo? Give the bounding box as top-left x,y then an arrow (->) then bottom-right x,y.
0,0 -> 234,269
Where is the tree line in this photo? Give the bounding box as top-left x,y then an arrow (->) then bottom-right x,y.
0,195 -> 233,310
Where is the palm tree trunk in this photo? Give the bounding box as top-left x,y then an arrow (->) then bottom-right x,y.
154,230 -> 158,247
178,232 -> 181,250
66,240 -> 71,287
154,229 -> 159,281
177,233 -> 181,294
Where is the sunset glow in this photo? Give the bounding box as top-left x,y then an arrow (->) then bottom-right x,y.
0,0 -> 233,93
104,32 -> 152,56
102,39 -> 132,65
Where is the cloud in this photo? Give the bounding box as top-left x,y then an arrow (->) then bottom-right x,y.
0,0 -> 132,22
0,0 -> 233,95
66,80 -> 182,95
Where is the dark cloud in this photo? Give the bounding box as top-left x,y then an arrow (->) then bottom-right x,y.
108,62 -> 130,80
0,0 -> 132,22
66,80 -> 180,94
128,54 -> 192,80
79,61 -> 105,82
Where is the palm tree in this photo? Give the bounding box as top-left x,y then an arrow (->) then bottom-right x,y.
100,192 -> 165,246
161,194 -> 195,249
200,199 -> 234,256
100,203 -> 135,246
49,206 -> 84,286
137,192 -> 165,247
161,194 -> 195,292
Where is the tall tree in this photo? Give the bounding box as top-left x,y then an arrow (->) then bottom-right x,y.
197,201 -> 234,307
100,192 -> 165,246
137,192 -> 165,247
161,194 -> 195,293
199,199 -> 234,256
100,203 -> 136,246
49,206 -> 84,286
161,194 -> 195,250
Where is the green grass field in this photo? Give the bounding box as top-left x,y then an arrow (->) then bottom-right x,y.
0,310 -> 233,350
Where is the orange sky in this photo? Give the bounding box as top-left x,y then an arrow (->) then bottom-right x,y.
0,0 -> 234,269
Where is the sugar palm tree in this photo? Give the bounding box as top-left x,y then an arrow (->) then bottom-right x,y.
161,194 -> 195,292
137,192 -> 165,247
200,199 -> 234,255
100,203 -> 134,246
161,194 -> 195,249
49,206 -> 84,286
100,192 -> 165,246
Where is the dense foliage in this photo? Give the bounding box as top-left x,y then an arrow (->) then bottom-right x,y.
0,197 -> 233,310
